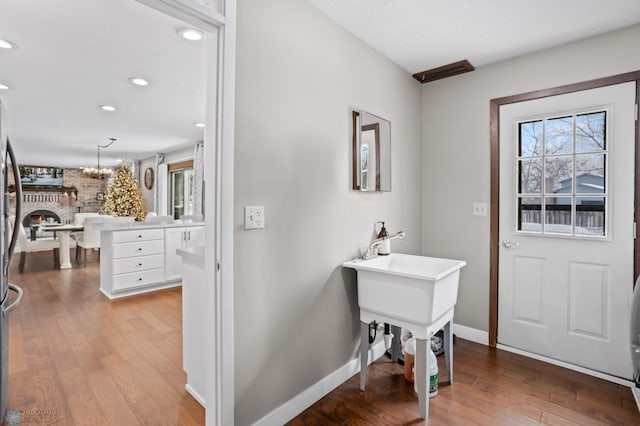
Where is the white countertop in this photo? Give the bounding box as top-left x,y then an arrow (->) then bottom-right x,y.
102,221 -> 205,231
177,245 -> 205,265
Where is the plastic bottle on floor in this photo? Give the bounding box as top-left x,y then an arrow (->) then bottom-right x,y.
413,345 -> 438,398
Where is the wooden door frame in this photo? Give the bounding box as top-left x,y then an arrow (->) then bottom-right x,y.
489,71 -> 640,346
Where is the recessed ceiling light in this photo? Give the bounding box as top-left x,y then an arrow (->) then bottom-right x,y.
0,39 -> 16,49
129,77 -> 149,86
0,83 -> 10,90
100,105 -> 116,112
178,28 -> 204,41
194,122 -> 205,128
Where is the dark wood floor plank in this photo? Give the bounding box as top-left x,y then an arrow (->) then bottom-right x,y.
292,339 -> 640,425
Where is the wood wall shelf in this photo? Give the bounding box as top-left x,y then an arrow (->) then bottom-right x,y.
20,185 -> 78,195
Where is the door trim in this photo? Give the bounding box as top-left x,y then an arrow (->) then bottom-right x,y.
489,71 -> 640,347
135,1 -> 236,425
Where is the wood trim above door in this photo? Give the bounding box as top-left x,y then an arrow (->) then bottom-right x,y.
167,159 -> 194,172
489,70 -> 640,347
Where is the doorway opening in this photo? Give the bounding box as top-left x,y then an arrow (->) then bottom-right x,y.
169,160 -> 195,219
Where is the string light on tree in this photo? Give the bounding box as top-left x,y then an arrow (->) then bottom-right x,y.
103,165 -> 148,220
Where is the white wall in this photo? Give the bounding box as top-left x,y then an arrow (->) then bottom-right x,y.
235,0 -> 422,424
163,145 -> 194,165
139,157 -> 156,212
421,24 -> 640,332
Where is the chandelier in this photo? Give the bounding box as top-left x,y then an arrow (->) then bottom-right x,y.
83,138 -> 116,179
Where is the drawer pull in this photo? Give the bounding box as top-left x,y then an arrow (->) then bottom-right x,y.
138,235 -> 143,239
138,263 -> 143,267
137,248 -> 143,251
138,278 -> 143,281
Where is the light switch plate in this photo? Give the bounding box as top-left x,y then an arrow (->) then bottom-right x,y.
473,202 -> 488,216
245,206 -> 265,229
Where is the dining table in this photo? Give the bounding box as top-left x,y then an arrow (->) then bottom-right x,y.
39,223 -> 84,269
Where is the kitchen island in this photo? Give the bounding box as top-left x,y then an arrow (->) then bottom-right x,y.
99,221 -> 204,299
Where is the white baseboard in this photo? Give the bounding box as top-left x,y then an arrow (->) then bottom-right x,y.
452,322 -> 489,345
632,387 -> 640,413
253,341 -> 387,426
497,344 -> 635,388
252,322 -> 637,425
185,383 -> 206,407
98,282 -> 181,300
254,323 -> 489,425
450,325 -> 634,389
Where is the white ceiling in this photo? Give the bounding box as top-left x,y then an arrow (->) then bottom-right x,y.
0,0 -> 207,168
305,0 -> 640,74
2,1 -> 640,169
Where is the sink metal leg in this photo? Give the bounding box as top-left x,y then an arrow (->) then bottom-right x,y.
415,337 -> 429,419
444,320 -> 453,384
390,324 -> 402,362
360,321 -> 370,391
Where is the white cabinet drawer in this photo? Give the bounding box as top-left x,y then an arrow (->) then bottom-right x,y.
113,240 -> 164,259
113,229 -> 164,243
113,268 -> 165,291
113,254 -> 164,275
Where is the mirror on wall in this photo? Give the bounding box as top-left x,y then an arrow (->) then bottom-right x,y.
352,110 -> 391,191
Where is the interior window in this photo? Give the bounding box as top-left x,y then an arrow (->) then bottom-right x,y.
517,110 -> 607,237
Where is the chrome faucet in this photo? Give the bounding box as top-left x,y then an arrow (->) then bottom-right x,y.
363,231 -> 406,259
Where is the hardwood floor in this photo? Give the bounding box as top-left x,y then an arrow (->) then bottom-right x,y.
6,250 -> 640,425
290,339 -> 640,425
4,250 -> 204,425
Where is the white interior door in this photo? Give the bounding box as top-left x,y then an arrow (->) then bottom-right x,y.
498,82 -> 636,379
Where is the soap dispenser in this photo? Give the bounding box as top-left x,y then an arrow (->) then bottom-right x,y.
377,221 -> 391,255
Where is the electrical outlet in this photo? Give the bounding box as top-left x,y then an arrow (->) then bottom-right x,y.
244,206 -> 265,229
473,202 -> 488,216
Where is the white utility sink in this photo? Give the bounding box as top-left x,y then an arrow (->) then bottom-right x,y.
344,253 -> 466,420
343,253 -> 466,336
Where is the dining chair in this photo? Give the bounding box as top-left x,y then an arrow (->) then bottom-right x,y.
75,216 -> 104,265
73,212 -> 100,226
9,216 -> 61,273
71,212 -> 99,238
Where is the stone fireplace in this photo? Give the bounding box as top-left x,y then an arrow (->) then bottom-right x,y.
8,167 -> 109,233
22,209 -> 62,241
22,209 -> 61,227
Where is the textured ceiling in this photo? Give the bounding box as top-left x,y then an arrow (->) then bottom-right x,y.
305,0 -> 640,74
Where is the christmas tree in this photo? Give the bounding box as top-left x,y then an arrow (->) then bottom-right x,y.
103,166 -> 148,220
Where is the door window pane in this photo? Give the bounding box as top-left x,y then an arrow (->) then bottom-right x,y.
575,154 -> 605,194
516,109 -> 607,238
171,171 -> 185,219
170,168 -> 195,219
519,159 -> 542,194
545,156 -> 573,194
545,116 -> 573,155
518,197 -> 542,232
519,120 -> 543,157
545,197 -> 572,235
576,111 -> 606,152
576,197 -> 605,236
